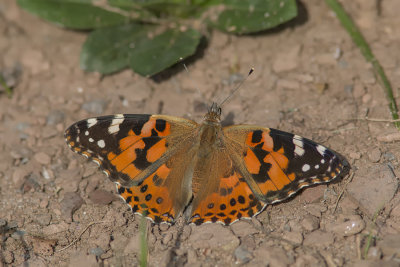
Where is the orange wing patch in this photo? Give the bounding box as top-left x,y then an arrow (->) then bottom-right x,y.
244,130 -> 293,195
118,163 -> 175,223
190,170 -> 265,225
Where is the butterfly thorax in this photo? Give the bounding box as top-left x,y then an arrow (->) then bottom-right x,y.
198,103 -> 224,155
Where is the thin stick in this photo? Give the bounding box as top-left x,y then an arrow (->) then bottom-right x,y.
56,221 -> 109,252
333,172 -> 354,213
356,117 -> 400,123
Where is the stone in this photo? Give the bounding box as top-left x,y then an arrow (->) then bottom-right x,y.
303,230 -> 334,247
31,237 -> 56,256
189,224 -> 240,251
60,192 -> 85,222
234,245 -> 253,264
230,220 -> 259,237
124,234 -> 140,254
299,186 -> 326,204
93,232 -> 110,251
282,231 -> 303,245
328,215 -> 365,237
34,213 -> 52,226
252,244 -> 294,267
34,152 -> 51,165
377,132 -> 400,142
301,215 -> 320,231
378,234 -> 400,258
42,222 -> 70,236
89,247 -> 104,257
347,166 -> 398,217
88,189 -> 115,205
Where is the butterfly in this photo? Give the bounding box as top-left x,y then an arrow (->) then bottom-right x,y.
65,102 -> 349,225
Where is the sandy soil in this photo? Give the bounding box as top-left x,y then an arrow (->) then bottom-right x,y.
1,0 -> 400,266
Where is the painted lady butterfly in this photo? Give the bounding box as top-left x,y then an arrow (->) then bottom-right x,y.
65,102 -> 349,225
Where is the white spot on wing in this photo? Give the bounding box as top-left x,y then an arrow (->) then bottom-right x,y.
108,114 -> 124,134
87,118 -> 97,128
85,131 -> 89,136
89,138 -> 94,142
315,164 -> 319,169
321,159 -> 325,164
302,164 -> 310,172
293,135 -> 304,147
316,145 -> 326,156
293,135 -> 305,156
294,146 -> 305,156
97,139 -> 105,148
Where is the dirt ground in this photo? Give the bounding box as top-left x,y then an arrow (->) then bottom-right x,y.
1,0 -> 400,266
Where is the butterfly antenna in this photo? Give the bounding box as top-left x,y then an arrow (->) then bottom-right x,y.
219,68 -> 254,107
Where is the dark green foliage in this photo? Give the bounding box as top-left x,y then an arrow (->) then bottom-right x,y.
18,0 -> 297,76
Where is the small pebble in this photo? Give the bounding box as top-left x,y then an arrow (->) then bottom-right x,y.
34,213 -> 52,226
366,247 -> 382,260
60,192 -> 84,222
124,234 -> 140,254
377,234 -> 400,257
349,152 -> 361,160
230,220 -> 258,237
88,189 -> 114,205
31,237 -> 56,256
362,93 -> 372,103
162,232 -> 173,245
377,132 -> 400,142
330,215 -> 365,237
89,247 -> 104,257
282,231 -> 303,245
235,245 -> 253,263
3,251 -> 14,264
368,147 -> 381,163
34,152 -> 51,165
159,223 -> 169,232
0,218 -> 7,228
301,215 -> 320,231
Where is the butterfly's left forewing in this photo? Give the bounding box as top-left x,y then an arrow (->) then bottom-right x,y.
223,125 -> 349,204
65,114 -> 197,186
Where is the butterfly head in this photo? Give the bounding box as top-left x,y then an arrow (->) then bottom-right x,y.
205,102 -> 222,122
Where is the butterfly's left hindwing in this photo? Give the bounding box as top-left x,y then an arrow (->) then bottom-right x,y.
224,126 -> 349,204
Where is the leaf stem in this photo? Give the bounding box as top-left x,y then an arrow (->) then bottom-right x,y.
325,0 -> 400,129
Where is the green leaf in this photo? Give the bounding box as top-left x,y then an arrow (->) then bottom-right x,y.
81,24 -> 202,76
81,23 -> 157,74
208,0 -> 297,34
17,0 -> 128,30
129,28 -> 202,76
108,0 -> 207,18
